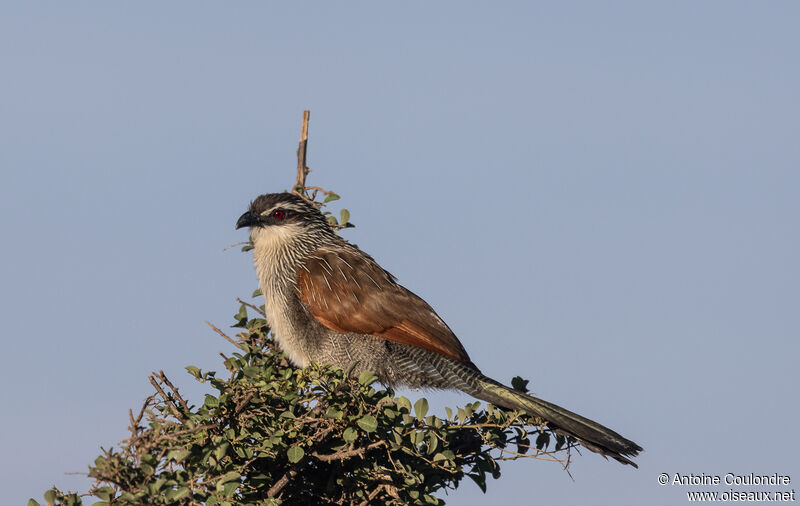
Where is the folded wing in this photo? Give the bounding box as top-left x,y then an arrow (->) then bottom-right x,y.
296,244 -> 471,363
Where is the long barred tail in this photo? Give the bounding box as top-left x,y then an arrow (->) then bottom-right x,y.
474,377 -> 642,467
392,344 -> 643,467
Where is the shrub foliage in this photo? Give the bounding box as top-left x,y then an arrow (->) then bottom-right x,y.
36,138 -> 574,504
36,287 -> 574,505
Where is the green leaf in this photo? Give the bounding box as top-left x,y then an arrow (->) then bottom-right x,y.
414,397 -> 429,419
252,288 -> 262,297
396,396 -> 412,413
221,481 -> 239,497
168,448 -> 191,462
232,304 -> 248,327
44,489 -> 56,504
516,431 -> 531,455
340,208 -> 350,225
94,486 -> 113,501
325,406 -> 343,419
343,427 -> 358,443
536,431 -> 550,450
214,442 -> 230,460
27,500 -> 41,506
358,370 -> 378,386
324,192 -> 340,203
426,433 -> 439,454
243,366 -> 260,378
171,487 -> 190,501
511,376 -> 530,393
357,414 -> 378,432
287,446 -> 305,463
217,471 -> 241,484
469,472 -> 488,493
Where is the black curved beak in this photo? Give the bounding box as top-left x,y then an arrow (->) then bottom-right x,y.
236,211 -> 257,230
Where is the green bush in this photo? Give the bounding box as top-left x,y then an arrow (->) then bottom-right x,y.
36,291 -> 573,506
36,147 -> 573,503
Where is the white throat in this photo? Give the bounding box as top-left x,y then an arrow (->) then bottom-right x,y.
250,223 -> 313,367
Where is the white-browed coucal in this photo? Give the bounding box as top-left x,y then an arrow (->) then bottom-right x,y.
236,192 -> 642,467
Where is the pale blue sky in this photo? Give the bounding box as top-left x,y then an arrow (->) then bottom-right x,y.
2,3 -> 798,505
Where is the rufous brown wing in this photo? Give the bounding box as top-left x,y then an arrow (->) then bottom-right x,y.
295,245 -> 471,364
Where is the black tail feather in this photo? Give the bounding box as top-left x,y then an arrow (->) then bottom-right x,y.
393,344 -> 642,467
475,376 -> 642,467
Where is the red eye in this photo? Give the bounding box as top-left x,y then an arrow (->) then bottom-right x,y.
272,210 -> 285,220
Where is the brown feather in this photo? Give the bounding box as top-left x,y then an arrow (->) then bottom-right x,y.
296,245 -> 471,363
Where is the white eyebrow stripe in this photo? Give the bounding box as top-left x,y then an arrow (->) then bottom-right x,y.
258,202 -> 307,215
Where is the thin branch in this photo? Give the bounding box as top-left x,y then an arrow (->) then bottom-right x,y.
358,475 -> 400,506
148,375 -> 186,422
494,446 -> 563,462
293,110 -> 311,196
206,321 -> 244,350
311,440 -> 387,462
302,185 -> 335,196
267,468 -> 297,498
135,395 -> 154,426
223,240 -> 251,251
234,391 -> 256,416
158,370 -> 190,413
168,424 -> 217,437
236,298 -> 266,316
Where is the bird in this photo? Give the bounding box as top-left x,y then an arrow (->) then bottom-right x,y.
236,192 -> 642,467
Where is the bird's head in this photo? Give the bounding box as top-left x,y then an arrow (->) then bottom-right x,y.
236,192 -> 334,252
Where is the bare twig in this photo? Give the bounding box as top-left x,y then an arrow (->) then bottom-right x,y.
267,468 -> 297,498
358,474 -> 400,506
293,110 -> 311,196
123,394 -> 154,447
284,110 -> 353,232
236,298 -> 266,316
311,440 -> 387,462
223,241 -> 251,251
158,370 -> 190,413
302,185 -> 335,196
234,391 -> 256,416
168,424 -> 217,437
206,321 -> 244,350
148,375 -> 186,422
